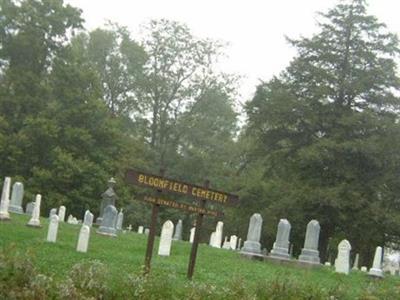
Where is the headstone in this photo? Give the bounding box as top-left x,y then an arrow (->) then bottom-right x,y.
67,215 -> 74,224
49,208 -> 57,218
361,266 -> 368,272
211,221 -> 223,248
237,238 -> 242,250
270,219 -> 291,260
298,220 -> 321,264
116,209 -> 124,230
27,194 -> 42,227
26,202 -> 35,216
325,262 -> 331,267
289,244 -> 294,258
0,177 -> 11,220
334,239 -> 351,274
173,219 -> 183,240
9,182 -> 24,214
369,246 -> 384,278
158,220 -> 174,256
77,225 -> 90,253
241,213 -> 263,255
383,248 -> 400,275
47,215 -> 59,243
127,224 -> 132,231
71,217 -> 78,225
97,205 -> 118,237
58,205 -> 66,222
83,210 -> 94,227
138,226 -> 144,234
96,178 -> 118,225
222,236 -> 230,249
189,227 -> 195,243
352,253 -> 360,270
230,235 -> 238,250
144,228 -> 150,235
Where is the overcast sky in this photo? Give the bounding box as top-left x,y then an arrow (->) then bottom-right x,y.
65,0 -> 400,103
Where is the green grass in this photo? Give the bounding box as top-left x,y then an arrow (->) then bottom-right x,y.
1,213 -> 400,299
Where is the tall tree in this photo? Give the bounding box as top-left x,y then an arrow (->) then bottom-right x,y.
245,0 -> 400,262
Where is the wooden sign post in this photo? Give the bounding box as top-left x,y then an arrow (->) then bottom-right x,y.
125,168 -> 238,278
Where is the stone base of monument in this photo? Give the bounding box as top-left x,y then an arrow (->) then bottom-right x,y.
368,268 -> 384,278
97,226 -> 117,237
26,221 -> 42,228
9,205 -> 24,214
240,251 -> 266,261
298,248 -> 320,264
0,213 -> 11,221
269,246 -> 290,260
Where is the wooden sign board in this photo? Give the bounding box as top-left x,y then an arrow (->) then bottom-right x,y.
138,195 -> 223,217
126,169 -> 238,206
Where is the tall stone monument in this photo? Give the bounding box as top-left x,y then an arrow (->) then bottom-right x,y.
116,209 -> 124,230
241,213 -> 263,256
97,205 -> 118,237
173,219 -> 183,240
298,220 -> 321,264
9,182 -> 24,214
96,178 -> 118,225
270,219 -> 291,260
47,215 -> 59,243
0,177 -> 11,220
158,220 -> 174,256
334,239 -> 351,274
369,246 -> 384,278
189,227 -> 195,243
27,194 -> 42,227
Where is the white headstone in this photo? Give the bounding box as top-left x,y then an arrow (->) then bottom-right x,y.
158,220 -> 174,256
144,228 -> 150,235
241,213 -> 263,255
325,262 -> 331,267
361,266 -> 368,272
26,202 -> 35,215
369,246 -> 384,277
334,239 -> 351,274
116,209 -> 124,230
173,219 -> 183,240
0,177 -> 11,220
230,235 -> 238,250
298,220 -> 321,264
84,210 -> 94,227
127,224 -> 132,231
237,238 -> 242,250
27,194 -> 42,227
209,231 -> 216,246
189,227 -> 195,243
138,226 -> 144,234
47,215 -> 59,242
67,215 -> 74,224
352,253 -> 359,270
211,221 -> 223,248
58,206 -> 66,222
49,208 -> 57,218
270,219 -> 291,260
77,224 -> 90,253
9,182 -> 24,214
222,236 -> 231,249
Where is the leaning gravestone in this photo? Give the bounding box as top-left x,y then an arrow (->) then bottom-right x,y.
97,205 -> 118,237
352,253 -> 360,270
96,178 -> 118,225
298,220 -> 321,264
173,219 -> 183,240
49,208 -> 57,219
270,219 -> 291,260
230,235 -> 238,250
189,227 -> 195,243
9,182 -> 24,214
158,220 -> 174,256
58,205 -> 66,222
116,209 -> 124,230
83,210 -> 94,227
334,239 -> 351,274
47,215 -> 59,243
241,213 -> 263,256
369,246 -> 384,278
77,224 -> 90,253
27,194 -> 42,227
0,177 -> 11,220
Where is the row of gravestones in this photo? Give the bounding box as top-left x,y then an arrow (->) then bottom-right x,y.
239,213 -> 386,277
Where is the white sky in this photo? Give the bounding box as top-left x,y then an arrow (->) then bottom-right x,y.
65,0 -> 400,103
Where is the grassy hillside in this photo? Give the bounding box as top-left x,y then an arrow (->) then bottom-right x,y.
1,213 -> 399,299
